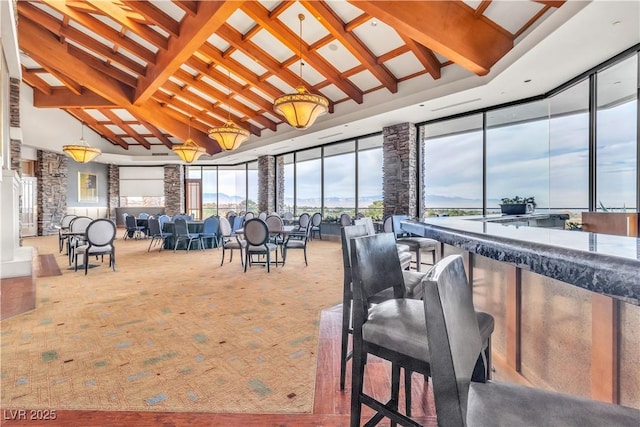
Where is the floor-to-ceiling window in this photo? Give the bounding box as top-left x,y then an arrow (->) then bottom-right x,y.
217,165 -> 247,216
202,166 -> 218,218
596,54 -> 638,211
247,161 -> 259,213
295,148 -> 322,216
357,135 -> 383,219
422,115 -> 483,216
324,141 -> 355,220
281,154 -> 294,214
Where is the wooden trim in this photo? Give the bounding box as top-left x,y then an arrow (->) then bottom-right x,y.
506,265 -> 521,371
591,293 -> 619,403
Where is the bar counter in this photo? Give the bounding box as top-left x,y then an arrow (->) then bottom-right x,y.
401,215 -> 640,408
402,216 -> 640,305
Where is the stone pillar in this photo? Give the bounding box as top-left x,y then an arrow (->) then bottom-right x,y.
383,122 -> 419,218
164,164 -> 183,216
276,156 -> 284,213
107,164 -> 119,221
9,77 -> 19,128
258,155 -> 276,213
37,151 -> 68,236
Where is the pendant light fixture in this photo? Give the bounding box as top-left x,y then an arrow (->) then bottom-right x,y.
208,69 -> 250,151
273,14 -> 329,130
63,122 -> 101,163
172,116 -> 207,163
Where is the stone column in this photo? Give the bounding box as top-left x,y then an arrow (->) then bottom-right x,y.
164,164 -> 183,216
258,155 -> 276,213
36,151 -> 68,236
276,156 -> 284,213
107,164 -> 119,221
383,122 -> 419,218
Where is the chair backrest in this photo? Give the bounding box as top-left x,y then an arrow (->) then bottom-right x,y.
219,216 -> 232,237
86,219 -> 116,247
244,212 -> 255,221
350,233 -> 405,304
282,212 -> 294,222
383,215 -> 393,233
422,255 -> 482,427
298,213 -> 310,229
158,215 -> 170,226
226,210 -> 236,219
311,212 -> 322,227
339,213 -> 352,227
256,211 -> 266,221
147,217 -> 161,236
173,218 -> 189,236
61,214 -> 77,228
70,216 -> 93,233
354,217 -> 376,236
340,224 -> 370,280
391,214 -> 410,238
265,214 -> 284,232
138,212 -> 150,219
244,218 -> 269,247
203,216 -> 219,235
125,214 -> 138,229
232,215 -> 244,232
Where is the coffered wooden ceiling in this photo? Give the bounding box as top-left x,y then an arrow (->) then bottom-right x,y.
17,0 -> 565,159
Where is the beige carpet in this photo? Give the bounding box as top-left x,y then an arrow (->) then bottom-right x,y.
0,234 -> 343,413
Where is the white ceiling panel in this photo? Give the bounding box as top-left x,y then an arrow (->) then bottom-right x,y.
485,1 -> 544,34
317,41 -> 360,73
383,52 -> 424,79
348,70 -> 382,92
250,29 -> 294,63
352,19 -> 404,57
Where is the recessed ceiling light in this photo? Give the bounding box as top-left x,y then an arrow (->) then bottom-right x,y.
612,20 -> 621,26
419,104 -> 425,107
328,44 -> 338,51
371,20 -> 378,27
524,79 -> 532,83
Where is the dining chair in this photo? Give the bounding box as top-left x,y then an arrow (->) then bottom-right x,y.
200,216 -> 220,249
281,218 -> 311,266
265,214 -> 285,247
258,211 -> 268,221
282,211 -> 294,225
310,212 -> 322,240
219,216 -> 246,267
243,218 -> 279,272
231,215 -> 244,233
172,218 -> 203,252
391,214 -> 439,272
340,212 -> 353,227
291,212 -> 310,239
57,214 -> 77,253
422,254 -> 640,427
244,211 -> 255,221
74,219 -> 117,275
138,212 -> 150,219
146,216 -> 172,252
125,214 -> 145,240
67,216 -> 93,266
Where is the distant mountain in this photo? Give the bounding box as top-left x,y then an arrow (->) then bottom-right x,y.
203,193 -> 245,204
425,194 -> 501,208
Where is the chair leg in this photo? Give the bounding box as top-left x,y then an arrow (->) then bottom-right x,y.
349,339 -> 365,427
391,363 -> 401,426
340,289 -> 352,390
244,251 -> 249,272
405,369 -> 412,417
303,246 -> 308,266
111,248 -> 116,271
415,249 -> 422,272
221,247 -> 225,266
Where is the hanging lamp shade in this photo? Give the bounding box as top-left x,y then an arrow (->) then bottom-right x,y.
63,123 -> 101,163
172,137 -> 207,163
273,14 -> 329,130
208,120 -> 250,151
274,86 -> 329,129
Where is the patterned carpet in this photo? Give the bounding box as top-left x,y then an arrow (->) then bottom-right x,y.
1,234 -> 343,413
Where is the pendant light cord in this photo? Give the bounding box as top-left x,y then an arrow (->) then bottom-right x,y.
298,14 -> 304,86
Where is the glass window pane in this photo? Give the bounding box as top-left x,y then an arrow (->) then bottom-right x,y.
549,80 -> 589,215
202,167 -> 217,218
486,101 -> 550,212
247,161 -> 258,214
324,142 -> 355,220
358,145 -> 383,220
423,114 -> 483,216
218,165 -> 246,215
186,166 -> 201,179
281,154 -> 294,215
596,54 -> 638,210
296,149 -> 321,216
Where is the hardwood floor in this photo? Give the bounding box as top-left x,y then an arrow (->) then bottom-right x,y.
1,251 -> 437,426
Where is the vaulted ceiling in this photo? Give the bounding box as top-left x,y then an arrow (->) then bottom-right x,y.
17,0 -> 565,161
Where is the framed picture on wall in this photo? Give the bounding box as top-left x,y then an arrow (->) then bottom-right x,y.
78,172 -> 98,203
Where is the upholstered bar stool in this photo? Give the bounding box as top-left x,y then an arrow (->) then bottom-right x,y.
423,255 -> 640,427
386,215 -> 439,272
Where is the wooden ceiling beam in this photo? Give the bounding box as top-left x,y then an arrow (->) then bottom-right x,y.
152,93 -> 220,135
135,117 -> 174,148
196,43 -> 283,101
66,108 -> 129,149
164,75 -> 273,133
184,58 -> 279,122
242,1 -> 363,104
122,1 -> 180,38
101,109 -> 151,149
19,17 -> 218,155
134,1 -> 241,104
17,2 -> 148,77
349,0 -> 514,76
534,1 -> 565,7
344,13 -> 371,32
301,0 -> 397,94
67,44 -> 138,88
172,0 -> 197,17
21,66 -> 52,95
34,87 -> 115,108
40,0 -> 157,65
85,0 -> 169,50
398,35 -> 442,79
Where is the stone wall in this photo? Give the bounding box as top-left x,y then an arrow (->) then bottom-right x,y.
276,156 -> 284,213
164,164 -> 183,216
107,164 -> 119,221
383,122 -> 418,218
258,155 -> 276,213
9,77 -> 19,128
37,151 -> 68,236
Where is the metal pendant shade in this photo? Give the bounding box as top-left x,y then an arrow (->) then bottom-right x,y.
208,69 -> 250,151
274,14 -> 328,130
63,123 -> 101,163
172,119 -> 207,163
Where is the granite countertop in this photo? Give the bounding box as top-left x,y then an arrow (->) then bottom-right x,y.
401,216 -> 640,305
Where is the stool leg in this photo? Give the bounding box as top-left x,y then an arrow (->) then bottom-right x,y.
340,290 -> 352,390
415,249 -> 422,272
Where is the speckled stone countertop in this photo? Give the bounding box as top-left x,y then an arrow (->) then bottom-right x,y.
402,217 -> 640,305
